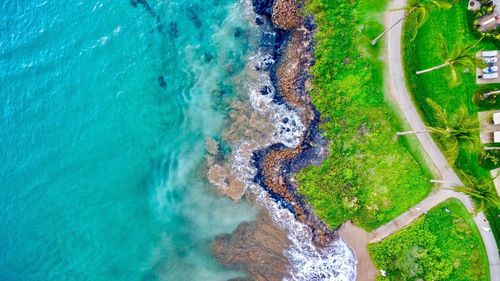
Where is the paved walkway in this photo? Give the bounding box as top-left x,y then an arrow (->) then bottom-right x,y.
369,189 -> 467,243
340,1 -> 500,280
386,0 -> 500,278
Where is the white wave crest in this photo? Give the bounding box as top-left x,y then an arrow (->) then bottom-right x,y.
246,53 -> 305,148
249,184 -> 356,281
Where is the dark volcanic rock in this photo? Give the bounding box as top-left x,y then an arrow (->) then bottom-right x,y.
253,143 -> 335,248
212,212 -> 291,281
252,0 -> 274,16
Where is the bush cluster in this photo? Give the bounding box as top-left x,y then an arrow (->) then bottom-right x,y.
369,200 -> 489,281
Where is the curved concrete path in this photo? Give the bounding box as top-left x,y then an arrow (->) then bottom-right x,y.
370,189 -> 468,243
340,1 -> 499,280
384,0 -> 500,279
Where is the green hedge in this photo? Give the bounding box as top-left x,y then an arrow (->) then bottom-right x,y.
369,199 -> 489,281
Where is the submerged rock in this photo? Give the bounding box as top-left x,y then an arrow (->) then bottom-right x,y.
208,164 -> 246,201
206,138 -> 220,159
212,212 -> 291,281
158,75 -> 167,89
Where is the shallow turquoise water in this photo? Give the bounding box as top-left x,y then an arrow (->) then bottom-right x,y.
0,1 -> 257,280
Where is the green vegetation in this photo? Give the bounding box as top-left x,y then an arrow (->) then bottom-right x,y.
415,35 -> 484,84
296,0 -> 433,231
371,0 -> 451,45
402,0 -> 500,243
398,0 -> 452,40
425,98 -> 479,162
455,171 -> 500,212
369,199 -> 490,281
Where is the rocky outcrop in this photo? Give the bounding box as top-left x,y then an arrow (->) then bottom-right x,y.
272,0 -> 302,30
208,164 -> 246,201
205,136 -> 251,202
276,28 -> 314,112
252,0 -> 335,247
212,212 -> 291,281
212,0 -> 337,278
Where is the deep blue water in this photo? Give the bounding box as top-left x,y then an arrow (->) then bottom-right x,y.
0,1 -> 257,280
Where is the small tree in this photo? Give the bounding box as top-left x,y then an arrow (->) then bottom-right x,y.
416,35 -> 484,86
371,0 -> 452,45
396,100 -> 478,161
454,172 -> 499,212
426,98 -> 479,162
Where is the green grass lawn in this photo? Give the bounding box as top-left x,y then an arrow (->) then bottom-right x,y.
296,0 -> 433,231
369,199 -> 490,281
402,0 -> 500,244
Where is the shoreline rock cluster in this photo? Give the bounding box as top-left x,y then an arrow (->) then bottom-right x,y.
251,0 -> 335,247
211,0 -> 340,279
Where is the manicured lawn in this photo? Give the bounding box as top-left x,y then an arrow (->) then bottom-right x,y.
402,0 -> 500,244
296,0 -> 433,231
369,199 -> 490,281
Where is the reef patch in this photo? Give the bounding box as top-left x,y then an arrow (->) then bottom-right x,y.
212,211 -> 291,281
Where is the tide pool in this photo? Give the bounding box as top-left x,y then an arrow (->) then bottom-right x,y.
0,0 -> 258,280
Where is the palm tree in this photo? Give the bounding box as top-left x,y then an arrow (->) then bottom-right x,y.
397,99 -> 479,162
425,98 -> 478,162
371,0 -> 452,45
416,35 -> 484,85
454,172 -> 499,212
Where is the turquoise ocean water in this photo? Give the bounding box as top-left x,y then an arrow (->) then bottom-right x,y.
0,1 -> 258,280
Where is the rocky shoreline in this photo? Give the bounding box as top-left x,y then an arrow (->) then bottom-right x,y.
210,0 -> 348,279
250,0 -> 335,247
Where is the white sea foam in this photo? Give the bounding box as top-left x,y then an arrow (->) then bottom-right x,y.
246,53 -> 305,148
99,36 -> 109,45
251,185 -> 356,281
